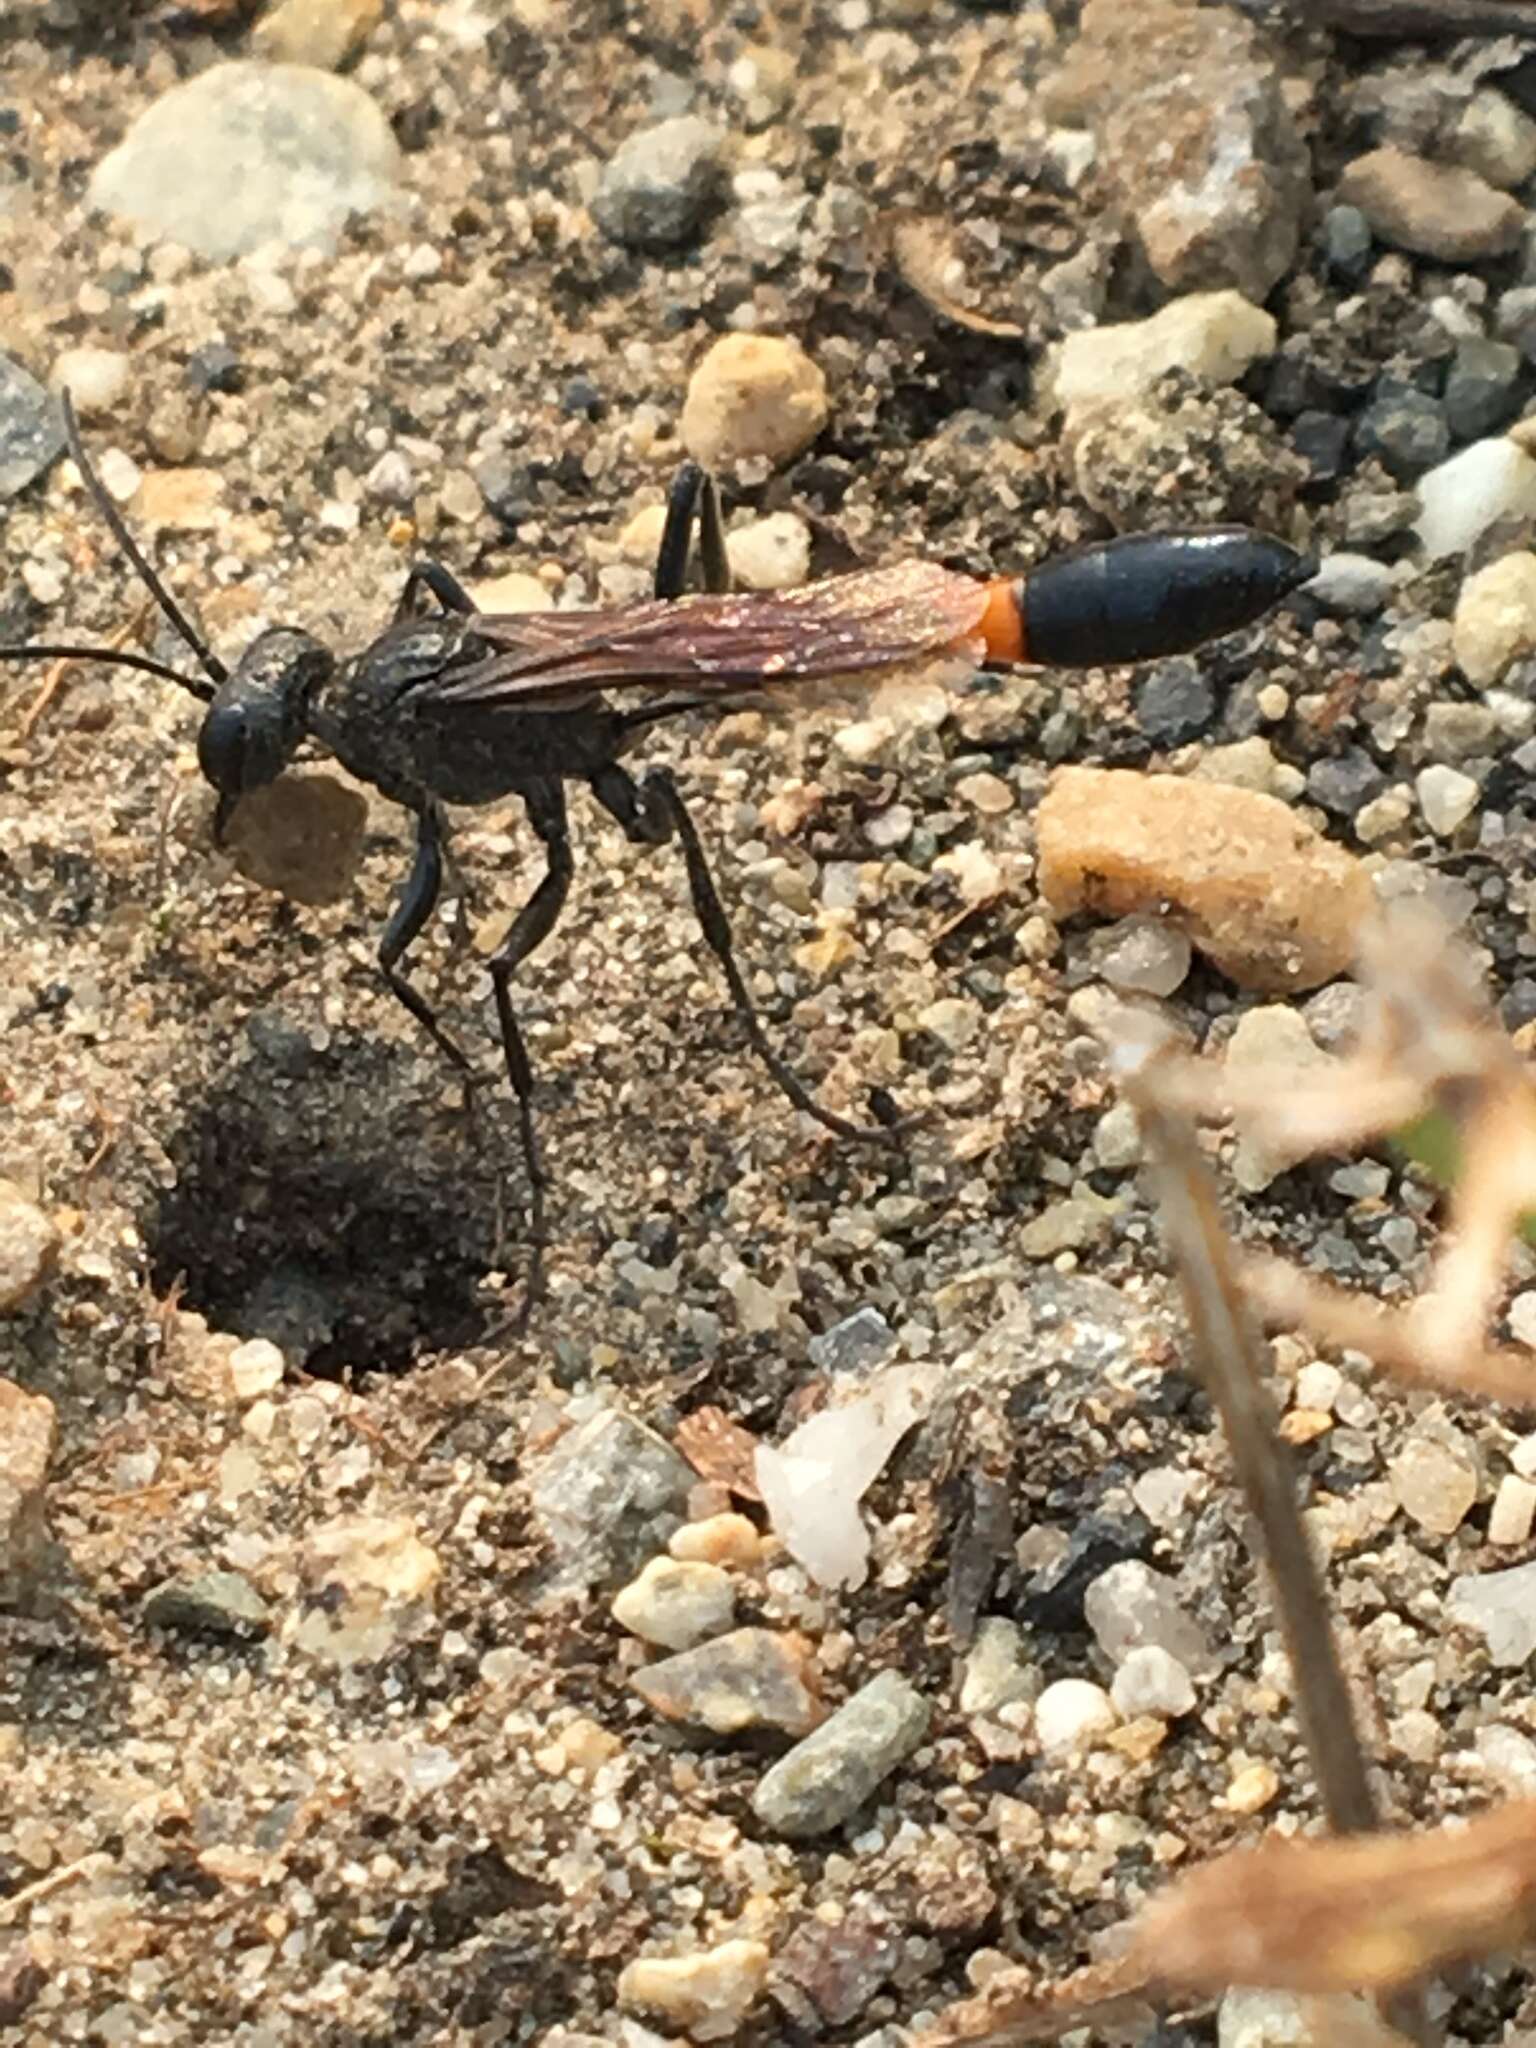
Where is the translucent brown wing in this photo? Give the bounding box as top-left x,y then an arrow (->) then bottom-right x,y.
413,562 -> 990,710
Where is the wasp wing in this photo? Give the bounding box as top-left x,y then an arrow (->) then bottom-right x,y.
410,562 -> 989,711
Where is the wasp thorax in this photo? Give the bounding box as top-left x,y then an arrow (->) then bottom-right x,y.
196,628 -> 336,796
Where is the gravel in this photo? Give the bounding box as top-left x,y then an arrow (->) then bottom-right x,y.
5,9 -> 1536,2043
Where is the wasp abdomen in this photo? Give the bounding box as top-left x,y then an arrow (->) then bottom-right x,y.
1016,527 -> 1316,670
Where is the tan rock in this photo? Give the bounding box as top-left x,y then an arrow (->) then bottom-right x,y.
0,1182 -> 60,1313
1035,767 -> 1370,992
1453,551 -> 1536,686
619,1939 -> 770,2037
681,335 -> 828,470
1338,147 -> 1525,263
0,1380 -> 58,1610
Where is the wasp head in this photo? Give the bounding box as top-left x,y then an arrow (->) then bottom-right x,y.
197,628 -> 336,821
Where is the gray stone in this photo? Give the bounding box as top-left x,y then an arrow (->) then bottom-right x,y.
143,1570 -> 272,1638
1448,1558 -> 1536,1667
632,1627 -> 821,1735
88,61 -> 401,260
528,1408 -> 695,1596
592,116 -> 725,250
752,1671 -> 929,1837
0,358 -> 63,501
1444,337 -> 1522,444
1305,551 -> 1393,617
807,1307 -> 893,1376
1135,659 -> 1216,745
1355,386 -> 1449,482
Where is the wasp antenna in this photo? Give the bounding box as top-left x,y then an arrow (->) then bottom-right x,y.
59,387 -> 229,689
0,640 -> 216,701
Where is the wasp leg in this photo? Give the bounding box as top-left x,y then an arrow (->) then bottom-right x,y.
654,463 -> 730,600
590,762 -> 903,1145
394,561 -> 476,621
378,804 -> 481,1086
483,779 -> 575,1307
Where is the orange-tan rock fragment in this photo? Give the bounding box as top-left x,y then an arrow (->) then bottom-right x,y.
1035,768 -> 1370,993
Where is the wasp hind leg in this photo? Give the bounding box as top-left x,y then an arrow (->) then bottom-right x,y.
590,762 -> 906,1145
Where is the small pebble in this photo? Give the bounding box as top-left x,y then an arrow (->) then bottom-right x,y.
1093,1100 -> 1143,1171
681,334 -> 828,470
593,116 -> 725,251
50,346 -> 130,417
669,1512 -> 762,1567
806,1306 -> 893,1375
1510,1290 -> 1536,1348
1443,337 -> 1521,443
959,1617 -> 1038,1716
1135,659 -> 1216,745
1109,1645 -> 1195,1719
918,996 -> 981,1052
953,770 -> 1013,815
0,1379 -> 58,1610
228,1337 -> 285,1401
528,1408 -> 694,1597
751,1670 -> 929,1837
1490,1474 -> 1536,1547
1338,146 -> 1525,263
619,1939 -> 769,2038
725,511 -> 811,590
1415,439 -> 1536,562
1051,290 -> 1275,416
1033,1678 -> 1118,1758
0,356 -> 64,500
610,1555 -> 736,1650
1083,1560 -> 1214,1674
632,1627 -> 822,1735
1416,764 -> 1479,837
1294,1360 -> 1343,1411
253,0 -> 382,67
143,1569 -> 271,1638
1087,914 -> 1192,998
1453,552 -> 1536,685
1223,1759 -> 1281,1813
1306,552 -> 1393,616
1447,1558 -> 1536,1666
1389,1430 -> 1479,1535
1449,87 -> 1536,191
0,1181 -> 61,1313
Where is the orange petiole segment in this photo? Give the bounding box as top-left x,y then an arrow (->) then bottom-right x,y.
976,577 -> 1027,665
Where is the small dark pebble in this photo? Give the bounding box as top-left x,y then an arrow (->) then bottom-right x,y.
1307,747 -> 1386,817
1500,978 -> 1536,1032
1293,409 -> 1352,486
143,1570 -> 272,1639
1354,385 -> 1449,481
1020,1509 -> 1154,1632
187,343 -> 245,394
1443,336 -> 1522,444
1134,659 -> 1217,746
1322,203 -> 1373,282
561,375 -> 604,418
1039,705 -> 1084,761
807,1305 -> 893,1375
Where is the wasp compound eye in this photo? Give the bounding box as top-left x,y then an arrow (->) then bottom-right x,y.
196,628 -> 335,797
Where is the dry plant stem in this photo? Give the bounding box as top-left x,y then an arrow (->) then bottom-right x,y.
1126,1083 -> 1435,2046
1242,1256 -> 1536,1410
